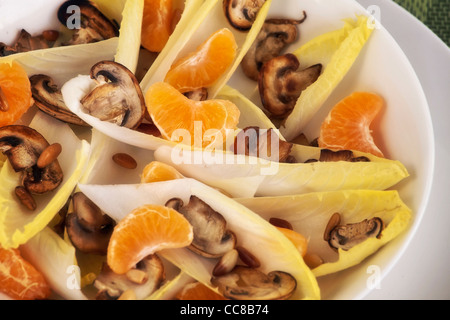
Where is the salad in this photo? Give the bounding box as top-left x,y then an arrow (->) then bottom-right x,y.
0,0 -> 413,300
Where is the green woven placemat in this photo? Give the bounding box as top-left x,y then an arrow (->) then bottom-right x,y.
393,0 -> 449,46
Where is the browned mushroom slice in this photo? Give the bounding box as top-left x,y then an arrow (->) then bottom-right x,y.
259,53 -> 322,118
233,126 -> 293,163
65,192 -> 116,255
0,125 -> 63,194
58,0 -> 119,45
242,13 -> 307,80
167,196 -> 236,258
319,149 -> 354,162
304,149 -> 371,163
0,29 -> 59,57
30,75 -> 89,127
327,217 -> 384,251
95,254 -> 165,300
211,266 -> 296,300
80,61 -> 146,129
223,0 -> 266,31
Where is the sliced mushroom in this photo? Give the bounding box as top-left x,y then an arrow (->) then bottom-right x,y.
259,53 -> 322,118
233,126 -> 293,163
65,192 -> 116,255
223,0 -> 266,31
0,125 -> 63,194
327,217 -> 384,251
305,149 -> 371,163
0,29 -> 59,57
30,75 -> 89,126
95,254 -> 165,300
58,0 -> 119,45
211,266 -> 296,300
80,61 -> 146,129
242,13 -> 307,80
166,196 -> 236,258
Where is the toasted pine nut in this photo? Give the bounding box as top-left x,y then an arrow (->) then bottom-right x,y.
213,249 -> 238,277
269,217 -> 293,230
37,143 -> 62,168
15,186 -> 37,211
303,253 -> 324,269
236,246 -> 260,268
126,269 -> 148,285
118,289 -> 136,300
112,153 -> 137,169
42,30 -> 60,42
324,212 -> 341,241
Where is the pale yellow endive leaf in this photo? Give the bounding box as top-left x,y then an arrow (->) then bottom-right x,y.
236,189 -> 412,277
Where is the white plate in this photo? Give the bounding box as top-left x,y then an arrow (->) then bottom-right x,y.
229,0 -> 435,300
356,0 -> 450,300
0,0 -> 435,300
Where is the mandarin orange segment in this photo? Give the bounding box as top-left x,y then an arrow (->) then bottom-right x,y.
140,161 -> 184,183
145,82 -> 240,148
176,281 -> 226,300
0,62 -> 33,127
276,227 -> 308,257
0,247 -> 51,300
141,0 -> 174,52
318,92 -> 384,158
107,204 -> 193,274
164,28 -> 237,93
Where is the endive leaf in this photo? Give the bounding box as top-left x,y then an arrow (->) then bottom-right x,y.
280,15 -> 374,141
20,227 -> 88,300
79,129 -> 155,185
78,178 -> 321,300
62,74 -> 179,151
216,85 -> 277,130
114,0 -> 144,73
0,112 -> 90,248
0,38 -> 119,87
140,0 -> 273,97
153,144 -> 409,197
236,189 -> 412,277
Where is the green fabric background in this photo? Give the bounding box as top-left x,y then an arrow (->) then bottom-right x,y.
393,0 -> 449,46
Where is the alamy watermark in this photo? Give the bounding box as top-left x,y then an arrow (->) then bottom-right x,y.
366,265 -> 382,290
168,123 -> 282,176
367,5 -> 382,30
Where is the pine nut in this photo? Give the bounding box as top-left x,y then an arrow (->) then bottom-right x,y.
323,212 -> 341,241
15,186 -> 37,211
126,269 -> 148,285
303,253 -> 324,269
42,30 -> 59,42
269,217 -> 293,230
37,143 -> 62,168
212,249 -> 238,276
118,289 -> 136,300
236,246 -> 260,268
112,153 -> 137,169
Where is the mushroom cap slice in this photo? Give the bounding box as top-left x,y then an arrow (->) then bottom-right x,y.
223,0 -> 266,31
328,217 -> 384,251
175,195 -> 237,258
30,75 -> 89,127
0,125 -> 63,194
242,14 -> 307,81
94,254 -> 165,300
211,266 -> 297,300
258,53 -> 322,118
66,192 -> 116,255
80,61 -> 146,129
58,0 -> 119,45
